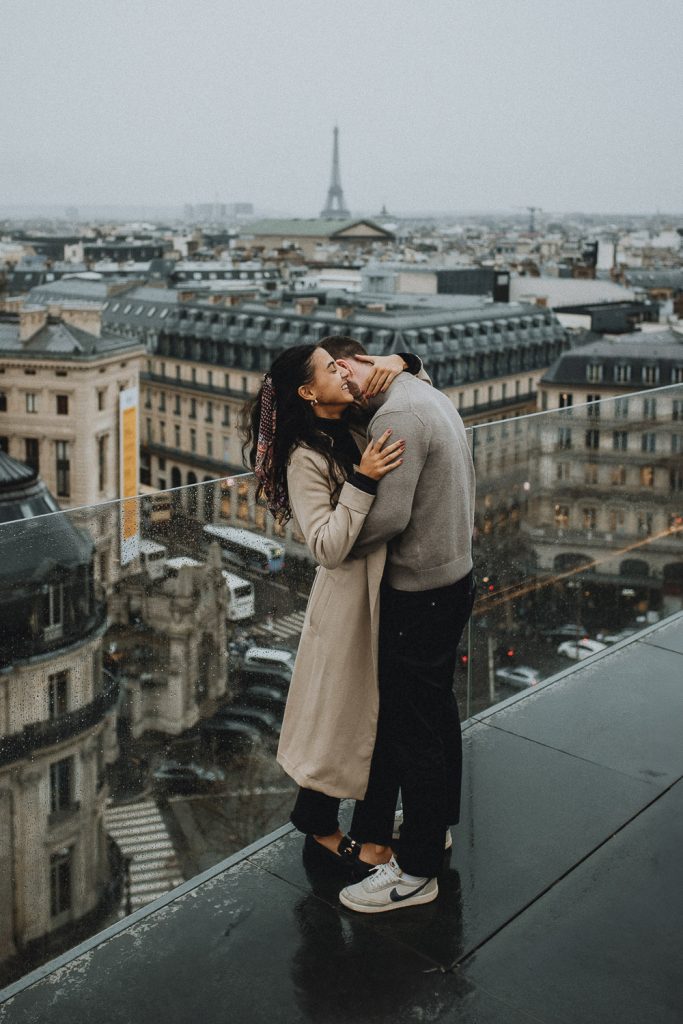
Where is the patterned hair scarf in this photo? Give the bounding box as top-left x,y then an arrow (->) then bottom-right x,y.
254,374 -> 288,520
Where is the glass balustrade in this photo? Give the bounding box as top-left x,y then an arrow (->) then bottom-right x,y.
1,382 -> 681,988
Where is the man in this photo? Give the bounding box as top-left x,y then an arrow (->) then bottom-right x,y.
323,336 -> 476,913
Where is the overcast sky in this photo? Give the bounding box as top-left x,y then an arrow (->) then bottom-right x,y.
2,0 -> 681,215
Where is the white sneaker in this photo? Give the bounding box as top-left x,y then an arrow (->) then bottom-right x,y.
339,856 -> 438,914
392,810 -> 453,851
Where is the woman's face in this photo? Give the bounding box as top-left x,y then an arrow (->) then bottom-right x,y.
301,347 -> 354,412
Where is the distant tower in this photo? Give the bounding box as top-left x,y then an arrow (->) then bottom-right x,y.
320,126 -> 350,219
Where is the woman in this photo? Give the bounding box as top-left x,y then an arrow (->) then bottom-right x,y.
242,343 -> 407,873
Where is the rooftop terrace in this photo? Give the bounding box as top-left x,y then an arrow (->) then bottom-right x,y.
2,614 -> 681,1023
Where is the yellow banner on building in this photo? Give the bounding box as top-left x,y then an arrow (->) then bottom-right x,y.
119,386 -> 140,565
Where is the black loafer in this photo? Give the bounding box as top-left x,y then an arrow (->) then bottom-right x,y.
303,834 -> 375,879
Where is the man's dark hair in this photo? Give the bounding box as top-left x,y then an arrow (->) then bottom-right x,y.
319,335 -> 367,360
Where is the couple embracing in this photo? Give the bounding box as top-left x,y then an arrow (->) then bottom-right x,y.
242,336 -> 476,913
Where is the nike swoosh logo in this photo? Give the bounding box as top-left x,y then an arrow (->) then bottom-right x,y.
389,878 -> 431,902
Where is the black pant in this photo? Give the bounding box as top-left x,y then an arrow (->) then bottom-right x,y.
350,571 -> 475,877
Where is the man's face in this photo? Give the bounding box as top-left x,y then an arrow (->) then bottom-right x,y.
334,357 -> 372,402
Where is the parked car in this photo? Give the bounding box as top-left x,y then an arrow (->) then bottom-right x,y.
557,638 -> 607,661
151,760 -> 225,793
541,623 -> 587,642
236,664 -> 291,692
244,685 -> 287,714
200,718 -> 264,753
211,705 -> 282,739
495,666 -> 541,689
243,646 -> 294,673
595,628 -> 638,644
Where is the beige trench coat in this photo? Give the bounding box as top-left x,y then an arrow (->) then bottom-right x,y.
276,441 -> 386,800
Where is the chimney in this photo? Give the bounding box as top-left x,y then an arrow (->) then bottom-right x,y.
365,303 -> 386,313
60,304 -> 102,337
335,305 -> 355,320
19,305 -> 48,343
295,297 -> 318,316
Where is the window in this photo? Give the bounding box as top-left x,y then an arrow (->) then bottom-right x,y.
558,427 -> 572,450
611,465 -> 626,486
174,424 -> 181,447
583,508 -> 597,531
174,395 -> 181,415
189,398 -> 197,419
159,421 -> 166,444
584,463 -> 598,484
49,757 -> 72,814
97,435 -> 107,491
670,467 -> 683,492
206,432 -> 213,457
487,386 -> 493,404
146,418 -> 152,443
587,394 -> 600,418
613,431 -> 628,452
637,512 -> 654,537
222,436 -> 230,462
585,429 -> 600,450
641,433 -> 656,453
0,391 -> 6,412
56,441 -> 70,497
159,392 -> 166,412
26,392 -> 38,413
190,427 -> 197,453
206,401 -> 213,423
608,509 -> 626,534
48,671 -> 69,719
614,398 -> 629,419
554,504 -> 569,529
673,367 -> 683,384
586,364 -> 603,383
642,365 -> 659,385
25,437 -> 39,472
501,383 -> 507,400
207,370 -> 213,387
672,435 -> 682,454
160,361 -> 166,377
224,373 -> 230,390
640,465 -> 654,488
175,365 -> 181,380
643,397 -> 657,420
50,848 -> 73,917
144,389 -> 152,409
222,405 -> 230,427
191,368 -> 197,383
559,392 -> 573,409
673,400 -> 683,422
56,394 -> 69,415
515,380 -> 520,397
556,462 -> 570,482
97,389 -> 105,411
541,390 -> 548,411
614,364 -> 631,383
241,376 -> 248,394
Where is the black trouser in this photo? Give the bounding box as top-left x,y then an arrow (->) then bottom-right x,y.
350,571 -> 475,877
290,786 -> 341,837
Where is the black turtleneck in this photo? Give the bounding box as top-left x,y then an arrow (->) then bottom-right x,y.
315,417 -> 377,496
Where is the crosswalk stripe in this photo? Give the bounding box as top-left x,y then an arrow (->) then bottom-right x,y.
104,797 -> 184,919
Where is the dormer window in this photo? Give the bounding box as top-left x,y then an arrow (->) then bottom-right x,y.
642,365 -> 659,385
586,364 -> 603,383
614,364 -> 631,383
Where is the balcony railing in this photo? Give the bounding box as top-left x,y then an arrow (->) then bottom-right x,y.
0,678 -> 119,768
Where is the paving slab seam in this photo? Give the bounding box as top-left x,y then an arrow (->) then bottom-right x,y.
475,717 -> 679,789
449,774 -> 683,973
639,638 -> 683,657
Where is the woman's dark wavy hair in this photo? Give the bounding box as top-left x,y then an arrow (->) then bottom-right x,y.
240,344 -> 348,524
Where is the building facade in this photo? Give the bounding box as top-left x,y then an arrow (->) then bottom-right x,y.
0,454 -> 120,968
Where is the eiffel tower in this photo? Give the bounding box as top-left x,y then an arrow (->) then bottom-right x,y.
320,126 -> 350,219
